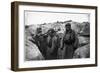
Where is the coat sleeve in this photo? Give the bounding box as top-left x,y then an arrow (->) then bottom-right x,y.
51,36 -> 58,52
73,32 -> 79,51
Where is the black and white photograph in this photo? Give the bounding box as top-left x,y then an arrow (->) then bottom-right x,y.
11,1 -> 97,71
25,11 -> 90,61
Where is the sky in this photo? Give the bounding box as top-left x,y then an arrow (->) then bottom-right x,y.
25,10 -> 90,25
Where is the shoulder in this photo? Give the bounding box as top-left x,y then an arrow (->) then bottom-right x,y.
53,35 -> 58,39
71,30 -> 77,36
51,36 -> 57,42
71,30 -> 76,33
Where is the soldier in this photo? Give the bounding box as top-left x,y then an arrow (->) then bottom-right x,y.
34,27 -> 42,49
35,27 -> 47,59
46,29 -> 60,59
60,23 -> 79,59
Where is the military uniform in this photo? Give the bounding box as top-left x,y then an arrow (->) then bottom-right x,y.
61,29 -> 79,59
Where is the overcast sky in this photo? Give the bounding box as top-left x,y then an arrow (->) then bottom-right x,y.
25,11 -> 90,25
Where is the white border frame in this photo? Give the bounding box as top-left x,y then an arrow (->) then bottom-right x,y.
18,5 -> 96,68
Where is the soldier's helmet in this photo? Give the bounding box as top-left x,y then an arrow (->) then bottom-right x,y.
47,28 -> 55,34
65,23 -> 71,27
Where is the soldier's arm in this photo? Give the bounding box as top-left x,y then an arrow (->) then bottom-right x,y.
51,37 -> 57,52
73,32 -> 79,51
60,37 -> 64,50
